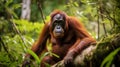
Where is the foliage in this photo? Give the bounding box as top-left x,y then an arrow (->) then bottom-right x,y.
13,19 -> 44,39
0,19 -> 44,66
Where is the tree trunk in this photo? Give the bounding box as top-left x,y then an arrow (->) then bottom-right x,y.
21,0 -> 31,20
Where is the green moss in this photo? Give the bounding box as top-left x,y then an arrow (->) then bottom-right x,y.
91,33 -> 120,67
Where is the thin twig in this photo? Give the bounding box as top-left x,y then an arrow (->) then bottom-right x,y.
37,0 -> 46,24
100,13 -> 107,37
99,0 -> 107,37
97,7 -> 100,40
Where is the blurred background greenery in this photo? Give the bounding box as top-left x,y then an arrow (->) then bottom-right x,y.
0,0 -> 120,67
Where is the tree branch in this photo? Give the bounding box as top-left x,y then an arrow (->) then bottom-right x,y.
37,0 -> 46,24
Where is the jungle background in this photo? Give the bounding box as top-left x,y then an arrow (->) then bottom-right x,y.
0,0 -> 120,67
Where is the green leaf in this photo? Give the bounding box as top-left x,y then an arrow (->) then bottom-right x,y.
51,53 -> 59,58
74,2 -> 79,7
100,48 -> 120,67
26,49 -> 40,64
5,0 -> 13,6
12,4 -> 21,9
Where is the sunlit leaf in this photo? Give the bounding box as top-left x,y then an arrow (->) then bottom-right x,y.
27,49 -> 40,64
74,2 -> 79,7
